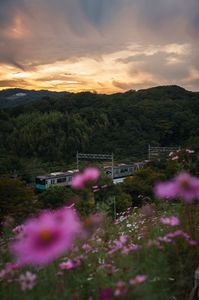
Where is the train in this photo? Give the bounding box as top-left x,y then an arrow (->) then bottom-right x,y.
35,170 -> 78,191
35,162 -> 145,191
104,162 -> 145,179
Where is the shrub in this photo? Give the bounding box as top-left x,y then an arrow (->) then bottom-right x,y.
0,177 -> 36,225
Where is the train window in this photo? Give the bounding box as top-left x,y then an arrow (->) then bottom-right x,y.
36,178 -> 46,185
57,177 -> 66,183
51,179 -> 55,184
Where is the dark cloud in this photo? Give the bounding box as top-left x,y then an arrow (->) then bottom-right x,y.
127,51 -> 190,81
112,80 -> 155,91
0,0 -> 198,66
0,0 -> 199,91
0,79 -> 27,88
0,0 -> 26,27
79,0 -> 122,26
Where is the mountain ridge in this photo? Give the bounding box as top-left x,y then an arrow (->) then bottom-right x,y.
0,88 -> 69,108
0,85 -> 198,108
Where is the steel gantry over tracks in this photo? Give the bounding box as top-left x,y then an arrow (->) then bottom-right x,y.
148,145 -> 181,161
76,152 -> 114,179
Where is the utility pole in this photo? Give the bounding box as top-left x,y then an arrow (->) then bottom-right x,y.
113,196 -> 116,220
111,152 -> 114,181
76,151 -> 79,170
111,154 -> 116,220
148,144 -> 151,161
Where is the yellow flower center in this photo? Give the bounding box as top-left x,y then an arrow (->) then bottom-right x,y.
180,179 -> 191,190
39,230 -> 52,242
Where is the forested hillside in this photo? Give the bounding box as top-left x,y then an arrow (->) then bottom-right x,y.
0,85 -> 199,175
0,89 -> 68,108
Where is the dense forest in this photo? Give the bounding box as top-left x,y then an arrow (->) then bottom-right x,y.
0,85 -> 199,178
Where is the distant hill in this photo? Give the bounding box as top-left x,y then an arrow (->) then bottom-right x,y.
0,88 -> 69,108
0,85 -> 198,108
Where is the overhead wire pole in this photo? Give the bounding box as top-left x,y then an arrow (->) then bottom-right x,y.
76,151 -> 79,170
148,144 -> 151,161
111,153 -> 116,220
111,152 -> 114,181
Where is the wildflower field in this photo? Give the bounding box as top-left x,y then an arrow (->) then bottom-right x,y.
0,150 -> 199,300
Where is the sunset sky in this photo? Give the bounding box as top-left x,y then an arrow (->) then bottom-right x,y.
0,0 -> 199,93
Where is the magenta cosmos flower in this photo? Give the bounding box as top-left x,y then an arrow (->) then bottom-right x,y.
129,275 -> 147,285
11,207 -> 81,266
154,172 -> 199,202
99,288 -> 114,300
160,216 -> 180,226
72,167 -> 100,189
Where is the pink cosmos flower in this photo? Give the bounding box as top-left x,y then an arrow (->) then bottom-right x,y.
59,256 -> 83,270
84,167 -> 100,181
160,216 -> 180,226
158,236 -> 172,243
171,156 -> 179,161
188,240 -> 197,246
101,184 -> 108,189
5,262 -> 19,272
10,207 -> 81,266
99,288 -> 114,300
71,174 -> 85,189
12,225 -> 25,234
92,185 -> 99,190
129,275 -> 147,285
119,235 -> 128,244
82,244 -> 93,252
114,281 -> 128,297
154,172 -> 199,202
93,188 -> 100,193
186,149 -> 195,154
121,243 -> 140,255
0,262 -> 19,282
152,229 -> 197,248
18,271 -> 36,291
0,270 -> 7,281
72,167 -> 100,189
59,259 -> 75,270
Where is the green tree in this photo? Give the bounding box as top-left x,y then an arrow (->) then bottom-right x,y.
0,177 -> 36,224
75,189 -> 95,217
39,186 -> 72,209
122,168 -> 166,206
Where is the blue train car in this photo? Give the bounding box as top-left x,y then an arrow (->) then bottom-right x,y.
35,171 -> 78,191
104,163 -> 144,180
